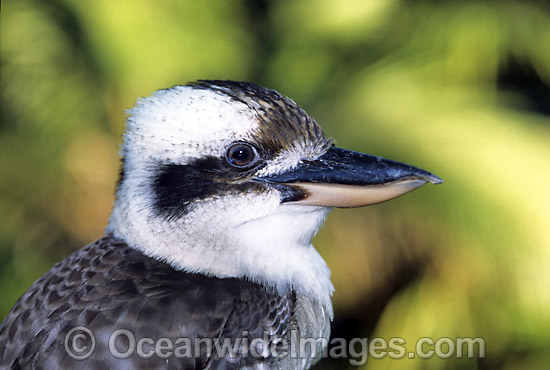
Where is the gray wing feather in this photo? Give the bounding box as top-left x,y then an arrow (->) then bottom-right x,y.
0,236 -> 294,369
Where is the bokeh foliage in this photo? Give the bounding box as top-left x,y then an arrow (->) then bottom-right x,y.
1,0 -> 549,369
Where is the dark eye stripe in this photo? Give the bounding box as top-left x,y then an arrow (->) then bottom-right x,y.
153,152 -> 268,220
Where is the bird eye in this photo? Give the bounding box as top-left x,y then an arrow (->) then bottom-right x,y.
226,143 -> 258,168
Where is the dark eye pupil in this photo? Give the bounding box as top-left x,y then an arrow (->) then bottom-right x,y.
227,144 -> 256,167
233,148 -> 249,161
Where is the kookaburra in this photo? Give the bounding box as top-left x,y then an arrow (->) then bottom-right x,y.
0,81 -> 441,369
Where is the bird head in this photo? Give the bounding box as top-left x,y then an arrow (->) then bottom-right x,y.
107,80 -> 441,311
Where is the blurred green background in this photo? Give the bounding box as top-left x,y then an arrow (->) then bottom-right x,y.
1,0 -> 549,369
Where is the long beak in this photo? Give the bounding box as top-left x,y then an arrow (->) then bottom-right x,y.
256,146 -> 442,208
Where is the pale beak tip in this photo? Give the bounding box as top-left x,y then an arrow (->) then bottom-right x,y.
425,174 -> 443,185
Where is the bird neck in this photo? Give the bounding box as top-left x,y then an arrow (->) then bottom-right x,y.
107,194 -> 334,319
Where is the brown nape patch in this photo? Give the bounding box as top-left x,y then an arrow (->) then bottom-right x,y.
188,80 -> 333,157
